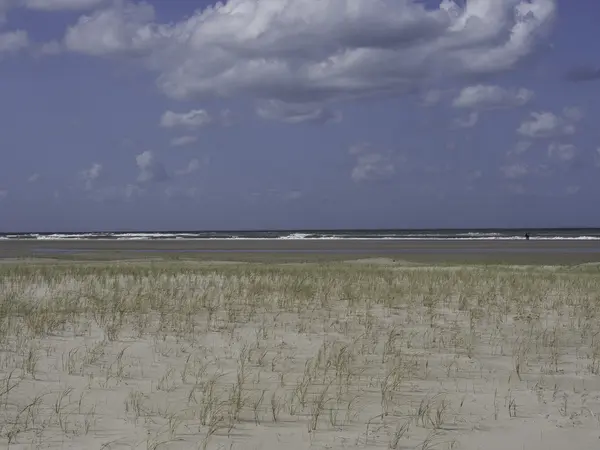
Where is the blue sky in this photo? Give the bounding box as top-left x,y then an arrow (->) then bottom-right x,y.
1,0 -> 599,231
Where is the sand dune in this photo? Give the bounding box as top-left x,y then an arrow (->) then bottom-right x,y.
0,262 -> 599,449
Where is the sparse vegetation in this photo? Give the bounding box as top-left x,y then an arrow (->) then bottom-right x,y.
0,261 -> 599,448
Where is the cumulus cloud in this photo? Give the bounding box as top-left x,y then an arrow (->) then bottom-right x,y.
170,135 -> 198,147
349,143 -> 395,183
64,1 -> 156,56
136,150 -> 168,183
517,112 -> 575,139
548,142 -> 576,162
160,109 -> 212,129
175,158 -> 202,176
63,0 -> 557,104
24,0 -> 107,10
0,30 -> 29,54
500,163 -> 528,179
79,162 -> 102,190
256,100 -> 341,124
565,66 -> 600,82
452,84 -> 533,109
453,112 -> 479,128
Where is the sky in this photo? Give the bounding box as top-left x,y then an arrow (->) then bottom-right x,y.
1,0 -> 600,232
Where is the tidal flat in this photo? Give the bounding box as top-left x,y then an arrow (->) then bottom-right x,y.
3,237 -> 600,265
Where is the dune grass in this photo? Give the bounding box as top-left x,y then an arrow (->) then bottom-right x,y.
0,261 -> 599,449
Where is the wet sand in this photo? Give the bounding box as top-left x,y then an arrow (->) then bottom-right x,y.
2,239 -> 600,264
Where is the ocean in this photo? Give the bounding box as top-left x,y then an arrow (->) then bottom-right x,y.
1,229 -> 600,241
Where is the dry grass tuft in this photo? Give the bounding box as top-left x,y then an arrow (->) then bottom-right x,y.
0,262 -> 599,449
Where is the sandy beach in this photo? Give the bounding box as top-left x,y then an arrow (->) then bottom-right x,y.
2,238 -> 600,264
0,254 -> 600,449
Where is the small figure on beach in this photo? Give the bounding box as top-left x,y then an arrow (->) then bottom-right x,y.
524,233 -> 530,241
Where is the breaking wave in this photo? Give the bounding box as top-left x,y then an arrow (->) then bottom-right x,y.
2,229 -> 600,241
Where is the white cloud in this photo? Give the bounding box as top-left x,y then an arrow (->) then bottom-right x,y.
124,183 -> 143,198
24,0 -> 106,10
0,189 -> 7,200
27,173 -> 40,183
256,100 -> 341,124
90,184 -> 144,202
0,30 -> 29,54
79,162 -> 102,190
453,112 -> 479,128
350,144 -> 395,183
500,163 -> 528,179
136,150 -> 168,183
534,163 -> 552,177
64,0 -> 557,104
36,40 -> 63,56
170,135 -> 198,147
511,140 -> 532,156
566,186 -> 580,195
421,89 -> 443,107
175,158 -> 201,176
160,109 -> 212,129
452,85 -> 533,109
562,106 -> 584,122
517,112 -> 575,139
548,143 -> 576,162
64,1 -> 156,56
348,142 -> 370,156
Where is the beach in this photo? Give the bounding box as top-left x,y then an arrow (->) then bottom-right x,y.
2,238 -> 600,264
1,242 -> 600,449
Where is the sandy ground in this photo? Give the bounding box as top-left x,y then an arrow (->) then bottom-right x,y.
3,238 -> 600,264
0,263 -> 600,449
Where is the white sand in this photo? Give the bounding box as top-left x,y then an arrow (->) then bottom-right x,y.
0,265 -> 599,449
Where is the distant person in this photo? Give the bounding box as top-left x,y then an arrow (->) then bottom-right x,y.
525,233 -> 530,241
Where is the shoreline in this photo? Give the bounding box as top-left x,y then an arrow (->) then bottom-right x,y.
3,238 -> 600,264
2,238 -> 600,243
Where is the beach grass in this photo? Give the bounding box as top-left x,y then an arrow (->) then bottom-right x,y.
0,261 -> 599,449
